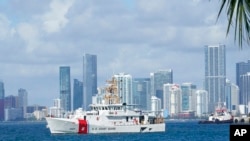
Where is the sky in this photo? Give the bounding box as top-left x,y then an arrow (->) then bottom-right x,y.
0,0 -> 250,107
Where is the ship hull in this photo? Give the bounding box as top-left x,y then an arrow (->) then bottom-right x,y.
46,117 -> 165,134
198,119 -> 233,124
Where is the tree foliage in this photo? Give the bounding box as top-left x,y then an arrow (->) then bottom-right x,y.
217,0 -> 250,49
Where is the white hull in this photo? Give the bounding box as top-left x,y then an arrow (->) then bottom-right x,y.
46,117 -> 165,134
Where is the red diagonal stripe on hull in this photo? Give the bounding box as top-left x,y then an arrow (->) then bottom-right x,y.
78,119 -> 88,134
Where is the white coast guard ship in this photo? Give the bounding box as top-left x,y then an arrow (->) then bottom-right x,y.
46,78 -> 165,134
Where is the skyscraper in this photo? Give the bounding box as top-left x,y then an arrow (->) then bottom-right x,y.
59,66 -> 71,111
18,88 -> 28,118
150,69 -> 173,108
83,54 -> 97,110
151,96 -> 161,116
204,44 -> 226,112
73,79 -> 83,110
225,79 -> 239,115
0,81 -> 4,120
196,90 -> 208,117
114,73 -> 133,105
133,78 -> 150,110
236,60 -> 250,104
180,83 -> 197,112
240,73 -> 250,112
163,83 -> 181,117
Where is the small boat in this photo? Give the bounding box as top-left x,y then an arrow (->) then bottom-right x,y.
46,77 -> 165,134
198,103 -> 233,124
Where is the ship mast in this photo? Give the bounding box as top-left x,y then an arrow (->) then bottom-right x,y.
104,77 -> 120,104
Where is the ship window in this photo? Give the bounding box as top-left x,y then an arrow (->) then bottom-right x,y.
126,117 -> 128,122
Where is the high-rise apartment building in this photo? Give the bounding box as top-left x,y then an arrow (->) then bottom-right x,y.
236,60 -> 250,104
49,98 -> 63,117
59,66 -> 71,111
240,73 -> 250,112
0,81 -> 4,120
196,90 -> 208,117
133,78 -> 150,110
73,79 -> 83,110
180,83 -> 197,112
163,83 -> 182,117
150,69 -> 173,108
204,44 -> 226,112
114,73 -> 133,105
83,54 -> 97,110
225,79 -> 239,115
151,96 -> 161,116
18,88 -> 28,118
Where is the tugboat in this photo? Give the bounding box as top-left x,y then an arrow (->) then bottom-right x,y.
198,103 -> 233,124
46,77 -> 165,134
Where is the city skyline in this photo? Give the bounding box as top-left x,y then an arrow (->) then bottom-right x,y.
0,0 -> 250,107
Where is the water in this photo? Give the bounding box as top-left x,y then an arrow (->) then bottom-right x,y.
0,120 -> 230,141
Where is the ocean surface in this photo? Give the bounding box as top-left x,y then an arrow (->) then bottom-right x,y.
0,120 -> 230,141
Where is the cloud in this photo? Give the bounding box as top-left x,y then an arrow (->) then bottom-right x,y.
42,0 -> 74,33
0,14 -> 14,40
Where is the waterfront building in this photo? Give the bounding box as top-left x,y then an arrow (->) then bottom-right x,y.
150,69 -> 173,108
18,88 -> 28,118
239,72 -> 250,114
4,108 -> 23,121
27,105 -> 47,113
83,54 -> 97,110
93,87 -> 106,104
33,109 -> 47,120
133,78 -> 151,110
204,44 -> 226,112
236,60 -> 250,104
151,96 -> 161,116
0,81 -> 4,120
163,83 -> 182,117
73,79 -> 83,110
225,79 -> 239,116
59,66 -> 71,111
49,98 -> 64,117
196,90 -> 208,117
114,73 -> 133,105
180,83 -> 197,112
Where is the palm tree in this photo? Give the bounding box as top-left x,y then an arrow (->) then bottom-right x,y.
217,0 -> 250,49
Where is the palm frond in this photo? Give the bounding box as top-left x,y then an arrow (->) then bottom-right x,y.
217,0 -> 250,49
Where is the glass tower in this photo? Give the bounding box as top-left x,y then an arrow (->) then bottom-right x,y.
236,60 -> 250,104
204,44 -> 226,112
0,81 -> 4,120
150,69 -> 173,108
59,66 -> 71,111
133,78 -> 150,110
240,73 -> 250,108
83,54 -> 97,110
180,83 -> 197,111
18,88 -> 28,118
73,79 -> 83,110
